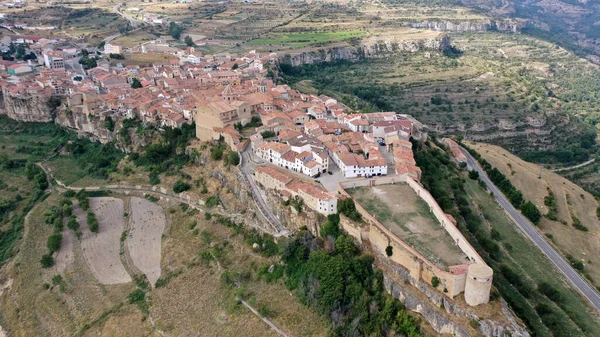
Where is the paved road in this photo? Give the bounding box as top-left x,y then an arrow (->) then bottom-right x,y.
240,147 -> 290,236
113,5 -> 138,28
460,146 -> 600,313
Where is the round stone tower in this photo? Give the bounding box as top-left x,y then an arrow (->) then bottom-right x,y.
464,264 -> 493,306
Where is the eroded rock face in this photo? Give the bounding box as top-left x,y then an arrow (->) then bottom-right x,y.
408,19 -> 526,34
280,34 -> 451,66
1,87 -> 56,122
383,272 -> 531,337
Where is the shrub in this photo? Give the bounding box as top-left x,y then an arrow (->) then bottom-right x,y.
67,216 -> 79,231
210,145 -> 224,161
206,196 -> 220,208
431,276 -> 440,288
87,211 -> 99,232
47,233 -> 62,253
40,254 -> 54,268
227,151 -> 240,166
149,171 -> 161,185
173,180 -> 191,194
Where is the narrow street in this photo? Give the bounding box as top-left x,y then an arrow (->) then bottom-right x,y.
240,147 -> 290,236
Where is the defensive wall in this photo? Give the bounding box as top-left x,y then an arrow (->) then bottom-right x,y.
338,174 -> 492,306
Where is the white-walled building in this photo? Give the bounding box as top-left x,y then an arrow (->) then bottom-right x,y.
104,42 -> 122,55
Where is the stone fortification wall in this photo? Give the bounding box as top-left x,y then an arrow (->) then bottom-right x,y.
338,175 -> 492,305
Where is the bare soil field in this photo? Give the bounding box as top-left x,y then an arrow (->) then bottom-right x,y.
348,184 -> 466,269
54,219 -> 75,275
127,197 -> 166,286
468,141 -> 600,286
0,194 -> 136,336
79,197 -> 131,285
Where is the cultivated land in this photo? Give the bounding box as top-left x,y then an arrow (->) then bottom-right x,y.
348,184 -> 466,269
0,194 -> 139,336
80,197 -> 131,285
467,141 -> 600,287
54,219 -> 74,275
127,196 -> 166,286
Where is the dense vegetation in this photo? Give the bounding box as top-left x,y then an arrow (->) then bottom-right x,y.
279,222 -> 424,336
414,139 -> 593,336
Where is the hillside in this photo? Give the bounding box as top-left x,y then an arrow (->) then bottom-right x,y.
467,141 -> 600,289
458,0 -> 600,62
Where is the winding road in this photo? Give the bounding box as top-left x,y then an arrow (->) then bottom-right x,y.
460,146 -> 600,313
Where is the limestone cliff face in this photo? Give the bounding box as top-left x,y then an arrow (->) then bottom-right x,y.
408,19 -> 526,34
55,109 -> 115,143
1,87 -> 56,122
280,34 -> 451,66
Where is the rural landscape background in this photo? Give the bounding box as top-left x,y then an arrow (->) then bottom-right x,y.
1,0 -> 600,336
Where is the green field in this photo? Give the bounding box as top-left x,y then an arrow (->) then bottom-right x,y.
248,30 -> 366,48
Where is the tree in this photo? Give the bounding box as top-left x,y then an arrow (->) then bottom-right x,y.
337,198 -> 361,222
47,233 -> 63,253
320,214 -> 341,238
184,35 -> 195,46
431,276 -> 440,288
335,235 -> 357,257
260,130 -> 276,139
227,151 -> 240,166
468,170 -> 479,180
131,78 -> 143,89
385,245 -> 393,257
169,22 -> 184,40
40,254 -> 54,268
521,201 -> 541,224
231,63 -> 239,70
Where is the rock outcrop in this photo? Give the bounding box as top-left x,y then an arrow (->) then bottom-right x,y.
382,260 -> 530,337
280,33 -> 450,66
408,19 -> 526,34
1,87 -> 57,122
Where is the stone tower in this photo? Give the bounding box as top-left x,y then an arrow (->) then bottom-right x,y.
222,84 -> 235,102
464,264 -> 493,306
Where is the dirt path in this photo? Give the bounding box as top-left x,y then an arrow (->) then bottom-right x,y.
127,197 -> 166,286
79,198 -> 131,285
54,219 -> 74,275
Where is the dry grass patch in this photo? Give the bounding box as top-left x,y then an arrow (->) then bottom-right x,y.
349,184 -> 467,269
468,141 -> 600,285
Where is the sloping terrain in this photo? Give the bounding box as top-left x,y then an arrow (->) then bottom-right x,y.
467,141 -> 600,287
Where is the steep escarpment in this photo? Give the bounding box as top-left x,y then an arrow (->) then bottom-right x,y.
280,31 -> 450,66
408,19 -> 526,34
1,87 -> 57,122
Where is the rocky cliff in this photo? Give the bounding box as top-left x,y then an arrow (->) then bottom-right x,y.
280,33 -> 451,66
1,87 -> 57,122
408,19 -> 526,34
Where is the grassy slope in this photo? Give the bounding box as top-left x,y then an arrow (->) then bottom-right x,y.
468,141 -> 600,287
464,179 -> 600,335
